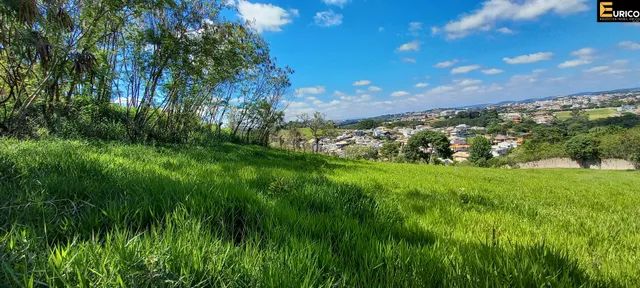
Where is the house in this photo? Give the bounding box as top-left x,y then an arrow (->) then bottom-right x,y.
451,124 -> 469,138
453,151 -> 470,162
618,105 -> 636,113
491,140 -> 518,157
501,113 -> 522,123
533,114 -> 554,124
450,137 -> 470,152
493,134 -> 508,144
373,127 -> 392,138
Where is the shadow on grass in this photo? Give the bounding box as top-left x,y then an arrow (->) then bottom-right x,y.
0,140 -> 617,287
401,188 -> 540,220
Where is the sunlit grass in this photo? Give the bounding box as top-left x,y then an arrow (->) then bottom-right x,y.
1,139 -> 638,287
555,108 -> 618,120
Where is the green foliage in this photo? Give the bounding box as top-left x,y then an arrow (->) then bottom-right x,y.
565,134 -> 600,162
384,120 -> 423,129
1,139 -> 638,286
591,113 -> 640,128
403,131 -> 452,163
508,142 -> 567,163
469,136 -> 493,166
298,112 -> 335,152
379,141 -> 401,160
432,109 -> 501,128
528,126 -> 567,144
350,119 -> 382,130
344,145 -> 378,160
0,0 -> 290,146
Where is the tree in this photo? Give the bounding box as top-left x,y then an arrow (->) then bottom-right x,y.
403,131 -> 452,163
354,119 -> 381,130
486,122 -> 506,135
469,136 -> 493,166
379,141 -> 400,160
344,146 -> 378,160
299,112 -> 334,153
565,134 -> 600,164
284,127 -> 304,151
0,0 -> 291,145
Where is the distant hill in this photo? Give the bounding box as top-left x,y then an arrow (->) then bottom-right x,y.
337,87 -> 640,124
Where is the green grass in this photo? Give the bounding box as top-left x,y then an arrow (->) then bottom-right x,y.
555,108 -> 619,121
1,139 -> 639,287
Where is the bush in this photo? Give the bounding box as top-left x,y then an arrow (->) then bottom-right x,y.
379,142 -> 400,160
565,135 -> 600,162
344,145 -> 379,160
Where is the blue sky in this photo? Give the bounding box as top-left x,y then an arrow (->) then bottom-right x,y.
231,0 -> 640,120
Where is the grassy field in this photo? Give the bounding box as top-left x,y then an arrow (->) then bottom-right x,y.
555,108 -> 619,121
1,140 -> 639,287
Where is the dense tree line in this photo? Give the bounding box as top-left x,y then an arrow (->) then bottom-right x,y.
432,109 -> 501,128
0,0 -> 291,145
505,114 -> 640,165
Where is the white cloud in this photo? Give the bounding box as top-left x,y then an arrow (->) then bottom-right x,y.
558,47 -> 594,68
451,65 -> 480,74
510,74 -> 538,84
415,82 -> 429,88
571,47 -> 595,58
368,86 -> 383,92
314,10 -> 343,27
430,26 -> 441,35
237,1 -> 296,33
409,22 -> 423,35
428,85 -> 455,94
442,0 -> 588,38
584,66 -> 609,73
454,79 -> 483,86
397,40 -> 420,52
295,86 -> 326,96
547,76 -> 566,82
434,60 -> 458,68
482,68 -> 504,75
496,27 -> 514,34
402,57 -> 417,64
322,0 -> 348,7
584,63 -> 630,75
391,91 -> 410,97
558,59 -> 591,68
503,52 -> 553,64
353,80 -> 372,86
619,41 -> 640,50
462,86 -> 481,92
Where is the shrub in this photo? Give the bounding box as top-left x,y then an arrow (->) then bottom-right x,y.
565,134 -> 600,162
344,145 -> 379,160
379,142 -> 400,160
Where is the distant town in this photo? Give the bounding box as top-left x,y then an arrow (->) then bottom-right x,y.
305,88 -> 640,163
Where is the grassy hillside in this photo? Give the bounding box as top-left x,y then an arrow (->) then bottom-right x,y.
555,108 -> 618,120
1,140 -> 639,287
